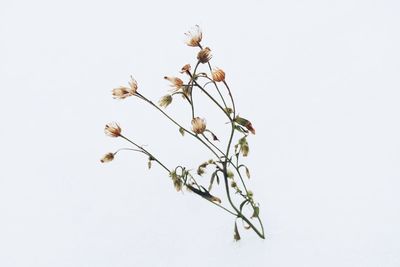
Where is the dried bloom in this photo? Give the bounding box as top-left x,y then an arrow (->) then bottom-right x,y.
159,94 -> 173,108
112,76 -> 138,99
112,87 -> 132,99
185,25 -> 202,47
197,47 -> 212,63
164,76 -> 184,91
212,68 -> 225,82
191,117 -> 206,134
180,64 -> 191,74
104,122 -> 122,137
100,153 -> 114,163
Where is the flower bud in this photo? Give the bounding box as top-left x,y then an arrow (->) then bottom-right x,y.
191,117 -> 206,134
185,25 -> 202,47
197,47 -> 212,63
100,153 -> 114,163
158,94 -> 173,108
234,116 -> 256,135
212,68 -> 225,82
104,122 -> 122,137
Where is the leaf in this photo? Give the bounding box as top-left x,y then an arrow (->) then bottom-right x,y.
179,127 -> 185,136
234,222 -> 241,241
148,160 -> 152,170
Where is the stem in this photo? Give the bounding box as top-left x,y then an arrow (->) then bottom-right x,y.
120,135 -> 170,173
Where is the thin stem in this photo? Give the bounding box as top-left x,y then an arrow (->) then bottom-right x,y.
135,92 -> 222,159
189,61 -> 201,119
222,80 -> 236,118
120,135 -> 170,173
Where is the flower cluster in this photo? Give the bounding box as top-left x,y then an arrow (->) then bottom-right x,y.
101,25 -> 264,241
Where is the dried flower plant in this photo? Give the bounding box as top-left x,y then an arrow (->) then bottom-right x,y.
101,25 -> 265,240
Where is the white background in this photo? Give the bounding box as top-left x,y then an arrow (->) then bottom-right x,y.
1,0 -> 399,266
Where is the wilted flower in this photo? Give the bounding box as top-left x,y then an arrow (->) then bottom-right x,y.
180,64 -> 191,74
104,122 -> 122,137
197,47 -> 212,63
212,68 -> 225,82
100,153 -> 114,163
159,94 -> 173,108
164,76 -> 184,91
185,25 -> 202,47
191,117 -> 206,134
112,76 -> 138,99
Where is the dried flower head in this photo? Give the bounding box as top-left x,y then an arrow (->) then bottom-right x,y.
180,64 -> 191,74
185,25 -> 202,47
212,68 -> 225,82
164,76 -> 184,91
104,122 -> 122,137
159,94 -> 173,108
191,117 -> 206,134
100,153 -> 114,163
197,47 -> 212,63
112,76 -> 138,99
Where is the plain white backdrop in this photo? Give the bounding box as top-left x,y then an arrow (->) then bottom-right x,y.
0,0 -> 399,266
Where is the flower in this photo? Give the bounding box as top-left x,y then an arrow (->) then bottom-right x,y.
164,76 -> 184,91
185,25 -> 202,47
212,68 -> 225,82
100,153 -> 114,163
191,117 -> 206,134
112,76 -> 138,99
197,47 -> 212,63
104,122 -> 122,137
159,94 -> 173,108
180,64 -> 191,74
